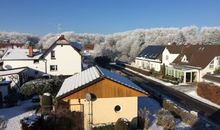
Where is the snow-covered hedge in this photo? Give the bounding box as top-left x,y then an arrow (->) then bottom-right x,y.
20,76 -> 64,97
156,109 -> 175,130
162,99 -> 198,126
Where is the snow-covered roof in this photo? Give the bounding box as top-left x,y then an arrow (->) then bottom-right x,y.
56,66 -> 146,98
2,48 -> 42,60
0,67 -> 28,76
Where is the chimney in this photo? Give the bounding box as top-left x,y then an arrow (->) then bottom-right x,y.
26,41 -> 33,57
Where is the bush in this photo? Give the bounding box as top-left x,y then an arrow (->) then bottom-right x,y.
0,116 -> 7,130
115,118 -> 130,130
40,94 -> 53,114
156,109 -> 175,130
20,76 -> 64,97
20,114 -> 41,130
137,107 -> 150,129
197,82 -> 220,105
4,92 -> 19,107
162,99 -> 197,126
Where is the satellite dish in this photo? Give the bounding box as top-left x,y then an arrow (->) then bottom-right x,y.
5,65 -> 12,70
85,93 -> 96,101
86,93 -> 92,101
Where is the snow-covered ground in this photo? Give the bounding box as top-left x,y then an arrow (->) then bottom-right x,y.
120,65 -> 220,109
139,97 -> 190,130
0,100 -> 37,130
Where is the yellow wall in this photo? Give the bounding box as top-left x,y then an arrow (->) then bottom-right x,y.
69,97 -> 138,130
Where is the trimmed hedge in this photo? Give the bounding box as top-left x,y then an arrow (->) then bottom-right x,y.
197,82 -> 220,105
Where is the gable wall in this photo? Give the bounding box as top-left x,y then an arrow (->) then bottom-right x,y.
45,45 -> 81,75
64,78 -> 146,100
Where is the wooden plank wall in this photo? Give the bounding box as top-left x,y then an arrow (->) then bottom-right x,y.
64,78 -> 147,100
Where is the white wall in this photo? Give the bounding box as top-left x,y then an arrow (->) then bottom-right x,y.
3,60 -> 45,73
45,45 -> 82,75
162,48 -> 179,66
3,44 -> 82,76
135,57 -> 161,72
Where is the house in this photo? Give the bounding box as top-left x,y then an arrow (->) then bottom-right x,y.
56,66 -> 148,129
1,35 -> 82,76
0,81 -> 11,106
166,45 -> 220,83
0,67 -> 30,89
135,45 -> 165,71
136,44 -> 220,84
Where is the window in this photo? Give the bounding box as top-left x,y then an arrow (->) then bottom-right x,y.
33,60 -> 39,64
114,105 -> 121,113
50,65 -> 57,71
51,50 -> 55,59
209,60 -> 214,69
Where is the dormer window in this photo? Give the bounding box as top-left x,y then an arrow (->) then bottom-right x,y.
181,55 -> 188,63
51,50 -> 55,59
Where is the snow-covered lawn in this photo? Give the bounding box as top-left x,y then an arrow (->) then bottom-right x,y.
0,100 -> 37,130
186,91 -> 220,109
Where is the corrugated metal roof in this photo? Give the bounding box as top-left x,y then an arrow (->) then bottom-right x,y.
56,66 -> 146,98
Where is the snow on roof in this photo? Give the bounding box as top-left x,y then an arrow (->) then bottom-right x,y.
2,48 -> 42,60
56,66 -> 146,98
97,67 -> 146,94
0,67 -> 28,76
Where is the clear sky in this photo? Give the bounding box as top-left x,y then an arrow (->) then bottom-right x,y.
0,0 -> 220,35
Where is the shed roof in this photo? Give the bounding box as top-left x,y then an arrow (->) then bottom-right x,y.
0,67 -> 28,76
56,66 -> 146,98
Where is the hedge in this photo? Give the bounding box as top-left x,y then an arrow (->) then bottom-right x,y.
197,82 -> 220,105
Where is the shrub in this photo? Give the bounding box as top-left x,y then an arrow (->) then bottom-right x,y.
162,99 -> 197,126
20,76 -> 64,97
40,94 -> 53,114
156,109 -> 175,130
115,118 -> 130,130
0,116 -> 7,130
137,107 -> 150,130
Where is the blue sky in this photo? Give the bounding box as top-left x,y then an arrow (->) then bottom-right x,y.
0,0 -> 220,35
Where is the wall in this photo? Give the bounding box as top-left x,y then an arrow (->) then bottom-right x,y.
200,56 -> 220,82
3,60 -> 45,74
162,48 -> 179,66
135,57 -> 161,72
69,97 -> 138,130
45,45 -> 82,75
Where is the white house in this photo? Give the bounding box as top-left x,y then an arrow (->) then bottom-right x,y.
135,45 -> 165,72
136,44 -> 220,84
56,66 -> 148,129
165,45 -> 220,83
1,35 -> 82,76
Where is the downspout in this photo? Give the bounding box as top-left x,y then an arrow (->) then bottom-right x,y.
43,59 -> 47,74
